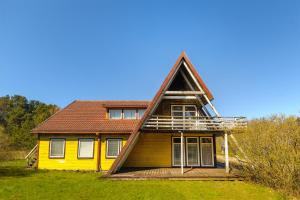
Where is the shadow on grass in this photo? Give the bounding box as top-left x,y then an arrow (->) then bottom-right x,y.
0,160 -> 43,178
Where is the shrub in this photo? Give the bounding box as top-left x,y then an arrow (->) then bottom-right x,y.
237,115 -> 300,196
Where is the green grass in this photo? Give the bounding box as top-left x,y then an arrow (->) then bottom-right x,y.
0,160 -> 285,200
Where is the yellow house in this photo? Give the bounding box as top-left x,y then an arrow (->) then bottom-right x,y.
30,52 -> 246,176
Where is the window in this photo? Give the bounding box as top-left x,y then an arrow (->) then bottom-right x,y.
171,105 -> 197,118
123,109 -> 136,119
106,139 -> 122,158
78,139 -> 94,158
49,139 -> 65,158
137,109 -> 146,119
109,109 -> 122,119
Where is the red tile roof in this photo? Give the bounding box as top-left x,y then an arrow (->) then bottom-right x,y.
31,100 -> 149,134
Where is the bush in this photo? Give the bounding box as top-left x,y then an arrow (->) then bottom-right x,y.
238,115 -> 300,196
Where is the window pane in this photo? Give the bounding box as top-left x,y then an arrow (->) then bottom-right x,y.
172,106 -> 183,111
185,106 -> 196,111
109,109 -> 122,119
124,109 -> 136,119
187,138 -> 198,143
107,139 -> 122,157
172,112 -> 183,117
185,111 -> 196,117
173,138 -> 181,143
50,139 -> 65,157
137,109 -> 146,119
201,138 -> 212,143
78,139 -> 94,158
187,144 -> 199,165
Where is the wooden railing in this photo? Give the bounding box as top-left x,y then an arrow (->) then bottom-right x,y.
142,115 -> 247,131
25,144 -> 38,168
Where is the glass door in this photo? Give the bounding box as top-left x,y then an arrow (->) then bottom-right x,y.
200,137 -> 214,166
172,137 -> 185,166
186,137 -> 200,166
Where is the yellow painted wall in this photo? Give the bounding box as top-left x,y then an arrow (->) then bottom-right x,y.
38,133 -> 213,170
38,135 -> 98,170
124,133 -> 213,168
100,135 -> 129,171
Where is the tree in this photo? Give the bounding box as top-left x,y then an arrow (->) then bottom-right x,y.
0,95 -> 59,150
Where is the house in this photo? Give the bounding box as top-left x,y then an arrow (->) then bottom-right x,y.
30,52 -> 246,176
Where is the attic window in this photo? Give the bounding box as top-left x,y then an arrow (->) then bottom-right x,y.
109,109 -> 122,119
124,109 -> 136,119
108,109 -> 146,119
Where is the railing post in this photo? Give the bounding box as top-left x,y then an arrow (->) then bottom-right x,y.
156,116 -> 158,130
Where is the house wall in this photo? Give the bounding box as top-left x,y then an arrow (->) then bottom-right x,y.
38,134 -> 98,170
124,133 -> 214,168
38,134 -> 129,171
100,134 -> 129,171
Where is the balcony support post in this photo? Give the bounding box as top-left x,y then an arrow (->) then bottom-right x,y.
224,132 -> 230,173
180,131 -> 184,175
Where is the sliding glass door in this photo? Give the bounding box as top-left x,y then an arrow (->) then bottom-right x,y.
172,136 -> 214,167
200,137 -> 214,166
186,137 -> 199,166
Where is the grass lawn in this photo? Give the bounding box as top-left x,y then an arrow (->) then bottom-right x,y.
0,160 -> 285,200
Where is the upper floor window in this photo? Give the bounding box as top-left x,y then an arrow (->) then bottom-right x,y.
124,109 -> 136,119
108,109 -> 146,119
137,109 -> 146,119
171,105 -> 197,118
109,109 -> 122,119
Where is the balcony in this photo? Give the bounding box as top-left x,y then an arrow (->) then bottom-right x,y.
142,115 -> 247,131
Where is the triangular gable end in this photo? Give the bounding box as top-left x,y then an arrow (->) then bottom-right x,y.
107,51 -> 214,174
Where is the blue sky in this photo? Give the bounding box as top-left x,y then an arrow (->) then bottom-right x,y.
0,0 -> 299,119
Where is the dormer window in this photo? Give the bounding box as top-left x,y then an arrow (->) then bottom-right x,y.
137,109 -> 146,119
108,109 -> 146,119
109,109 -> 122,119
124,109 -> 136,119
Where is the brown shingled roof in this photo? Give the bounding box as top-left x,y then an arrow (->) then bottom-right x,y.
32,100 -> 149,134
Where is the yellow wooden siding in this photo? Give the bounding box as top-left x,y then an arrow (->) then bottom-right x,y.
38,135 -> 98,170
124,133 -> 171,167
124,133 -> 213,167
100,135 -> 129,171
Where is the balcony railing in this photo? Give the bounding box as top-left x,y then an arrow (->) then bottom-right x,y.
142,115 -> 247,131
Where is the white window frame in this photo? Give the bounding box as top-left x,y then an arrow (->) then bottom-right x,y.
171,105 -> 198,118
200,137 -> 214,167
123,109 -> 137,119
171,105 -> 197,129
49,138 -> 65,158
172,137 -> 186,167
109,109 -> 123,119
77,138 -> 94,159
185,137 -> 200,166
106,138 -> 122,158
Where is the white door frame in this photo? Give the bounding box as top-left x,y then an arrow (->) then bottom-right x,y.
185,137 -> 200,166
200,137 -> 214,167
172,137 -> 185,167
